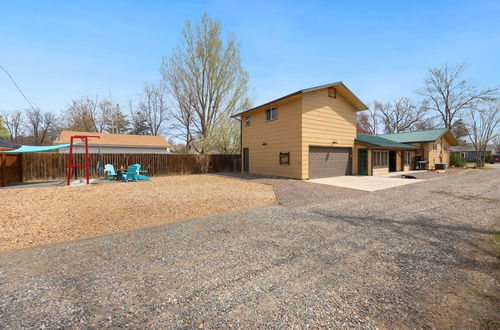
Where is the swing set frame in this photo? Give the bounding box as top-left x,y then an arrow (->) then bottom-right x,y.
67,135 -> 100,186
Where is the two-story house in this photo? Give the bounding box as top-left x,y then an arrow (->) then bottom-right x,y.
235,82 -> 457,179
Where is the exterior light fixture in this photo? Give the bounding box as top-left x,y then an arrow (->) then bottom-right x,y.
262,142 -> 267,146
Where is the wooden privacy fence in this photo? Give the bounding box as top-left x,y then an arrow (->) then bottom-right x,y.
0,153 -> 23,187
21,153 -> 241,181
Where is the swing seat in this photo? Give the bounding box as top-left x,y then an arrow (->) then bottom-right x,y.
104,164 -> 118,180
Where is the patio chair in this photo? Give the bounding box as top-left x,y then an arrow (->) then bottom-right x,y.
134,163 -> 151,181
104,164 -> 117,180
122,164 -> 151,182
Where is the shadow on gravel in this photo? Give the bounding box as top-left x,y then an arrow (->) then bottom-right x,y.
310,210 -> 499,274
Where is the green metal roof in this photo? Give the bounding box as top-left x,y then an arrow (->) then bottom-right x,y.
379,128 -> 449,143
356,134 -> 419,149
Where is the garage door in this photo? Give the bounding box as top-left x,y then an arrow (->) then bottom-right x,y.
308,146 -> 352,179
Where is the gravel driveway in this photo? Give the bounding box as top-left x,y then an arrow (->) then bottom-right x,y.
0,168 -> 499,328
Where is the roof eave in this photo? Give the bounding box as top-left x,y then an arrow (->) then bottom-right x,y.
232,81 -> 368,118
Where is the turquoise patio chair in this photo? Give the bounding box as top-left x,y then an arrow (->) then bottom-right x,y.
122,164 -> 151,182
104,164 -> 117,180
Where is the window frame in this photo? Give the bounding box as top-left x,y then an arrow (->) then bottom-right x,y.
433,144 -> 437,152
245,115 -> 250,127
460,152 -> 468,159
404,151 -> 415,165
279,152 -> 290,165
265,107 -> 278,121
373,150 -> 389,168
443,144 -> 447,152
328,87 -> 337,98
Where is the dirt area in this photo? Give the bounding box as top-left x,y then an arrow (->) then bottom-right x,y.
391,167 -> 469,179
0,175 -> 276,252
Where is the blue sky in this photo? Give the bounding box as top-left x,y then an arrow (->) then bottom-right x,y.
1,0 -> 499,113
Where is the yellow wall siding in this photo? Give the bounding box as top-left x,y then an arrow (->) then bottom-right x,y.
396,151 -> 402,171
411,136 -> 453,170
240,97 -> 302,178
300,89 -> 357,179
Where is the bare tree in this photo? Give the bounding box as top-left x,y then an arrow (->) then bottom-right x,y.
466,101 -> 499,168
136,83 -> 169,136
25,108 -> 57,145
356,108 -> 379,135
0,115 -> 8,139
417,63 -> 499,129
63,96 -> 99,132
63,95 -> 123,133
2,110 -> 24,143
162,13 -> 249,153
374,97 -> 429,134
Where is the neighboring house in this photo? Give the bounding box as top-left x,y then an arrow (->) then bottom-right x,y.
54,131 -> 172,154
450,144 -> 497,162
235,82 -> 458,179
0,138 -> 20,151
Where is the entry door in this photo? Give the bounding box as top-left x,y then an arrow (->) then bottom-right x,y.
358,149 -> 368,175
243,148 -> 249,172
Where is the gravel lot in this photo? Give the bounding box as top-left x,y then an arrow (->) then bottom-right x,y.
0,175 -> 275,252
0,168 -> 498,328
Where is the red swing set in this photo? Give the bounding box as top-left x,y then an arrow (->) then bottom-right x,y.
66,135 -> 100,186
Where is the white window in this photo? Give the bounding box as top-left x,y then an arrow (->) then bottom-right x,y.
404,151 -> 415,165
266,107 -> 278,121
460,152 -> 468,158
433,144 -> 437,152
373,150 -> 388,168
245,115 -> 250,127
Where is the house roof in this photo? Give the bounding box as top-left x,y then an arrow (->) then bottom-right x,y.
379,128 -> 459,145
356,134 -> 420,149
450,144 -> 496,152
54,131 -> 171,148
0,137 -> 20,150
233,81 -> 368,117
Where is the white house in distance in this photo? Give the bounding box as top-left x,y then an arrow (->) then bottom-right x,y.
53,131 -> 172,154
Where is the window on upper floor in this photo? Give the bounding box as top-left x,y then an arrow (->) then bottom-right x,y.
433,144 -> 437,152
245,115 -> 250,127
266,107 -> 278,121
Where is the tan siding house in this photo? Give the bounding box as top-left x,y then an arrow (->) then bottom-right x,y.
237,82 -> 458,179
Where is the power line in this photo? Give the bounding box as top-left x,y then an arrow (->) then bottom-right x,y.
0,64 -> 38,111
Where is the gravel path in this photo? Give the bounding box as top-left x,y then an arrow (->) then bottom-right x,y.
0,168 -> 498,328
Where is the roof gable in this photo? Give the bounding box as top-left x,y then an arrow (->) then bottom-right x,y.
379,129 -> 458,145
356,134 -> 419,149
234,81 -> 368,117
54,131 -> 171,148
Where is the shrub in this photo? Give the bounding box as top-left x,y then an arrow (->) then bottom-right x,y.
484,153 -> 492,164
191,154 -> 210,174
450,153 -> 466,168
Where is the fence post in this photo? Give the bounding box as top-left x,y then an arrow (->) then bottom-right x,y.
0,153 -> 5,187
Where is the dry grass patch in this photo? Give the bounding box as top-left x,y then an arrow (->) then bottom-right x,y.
0,175 -> 276,252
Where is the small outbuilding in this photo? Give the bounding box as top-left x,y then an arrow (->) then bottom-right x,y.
53,131 -> 172,154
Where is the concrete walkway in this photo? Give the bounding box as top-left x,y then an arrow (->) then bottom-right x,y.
309,175 -> 425,191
